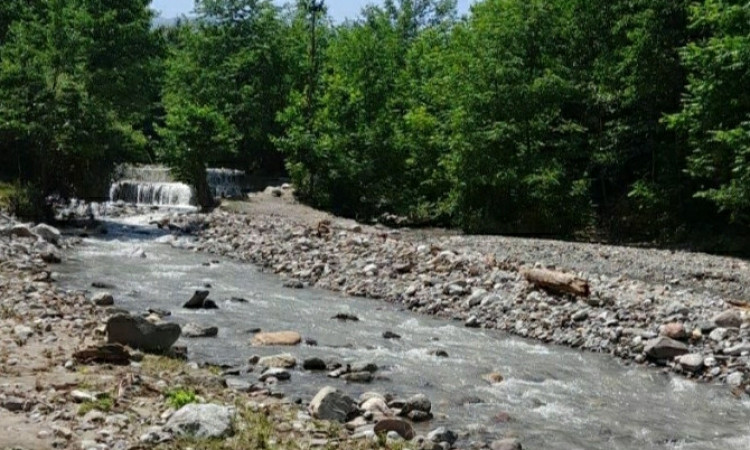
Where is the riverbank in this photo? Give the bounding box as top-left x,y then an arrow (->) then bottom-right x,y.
167,188 -> 750,394
2,217 -> 475,450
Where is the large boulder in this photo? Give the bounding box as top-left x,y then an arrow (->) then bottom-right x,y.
309,387 -> 358,422
251,331 -> 302,346
644,336 -> 689,360
165,404 -> 234,439
32,223 -> 61,245
106,314 -> 181,353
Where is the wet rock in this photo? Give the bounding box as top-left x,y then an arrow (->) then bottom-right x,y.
399,394 -> 431,417
383,331 -> 401,339
283,279 -> 304,289
465,316 -> 481,328
643,336 -> 689,360
428,349 -> 449,358
713,310 -> 742,328
183,290 -> 210,309
182,323 -> 219,338
677,354 -> 704,372
92,281 -> 116,289
482,372 -> 504,384
309,387 -> 358,422
32,223 -> 61,245
351,361 -> 378,373
374,419 -> 415,440
257,353 -> 296,369
342,372 -> 373,383
303,357 -> 327,371
332,313 -> 360,321
259,368 -> 291,382
92,292 -> 114,306
491,438 -> 523,450
164,404 -> 234,439
106,314 -> 181,353
428,427 -> 457,445
251,331 -> 302,346
203,299 -> 219,309
407,410 -> 433,422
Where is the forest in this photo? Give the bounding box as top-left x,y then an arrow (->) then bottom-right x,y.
1,0 -> 749,247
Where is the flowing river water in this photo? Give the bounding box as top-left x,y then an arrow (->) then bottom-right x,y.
56,216 -> 750,449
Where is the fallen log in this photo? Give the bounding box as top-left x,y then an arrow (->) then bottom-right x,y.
522,268 -> 590,298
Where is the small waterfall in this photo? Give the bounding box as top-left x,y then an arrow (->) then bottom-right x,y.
206,168 -> 245,198
109,165 -> 245,206
109,181 -> 195,206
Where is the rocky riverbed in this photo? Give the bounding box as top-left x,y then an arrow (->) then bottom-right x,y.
159,189 -> 750,395
1,214 -> 485,450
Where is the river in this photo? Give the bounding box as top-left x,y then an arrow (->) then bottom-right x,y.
56,216 -> 750,449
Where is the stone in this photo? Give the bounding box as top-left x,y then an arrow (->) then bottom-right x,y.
164,404 -> 234,439
351,361 -> 378,373
677,354 -> 704,372
491,438 -> 523,450
283,279 -> 304,289
140,426 -> 172,445
709,328 -> 728,342
483,372 -> 504,384
13,325 -> 34,344
32,223 -> 61,245
374,419 -> 415,440
400,394 -> 431,416
259,368 -> 291,382
309,387 -> 358,422
1,396 -> 30,412
407,410 -> 433,422
727,371 -> 744,386
360,397 -> 390,415
428,427 -> 458,445
303,357 -> 327,371
659,322 -> 687,340
251,331 -> 302,346
643,336 -> 689,360
70,390 -> 97,403
465,316 -> 481,328
383,331 -> 401,339
106,314 -> 181,353
713,310 -> 742,328
332,313 -> 360,321
182,323 -> 219,338
723,343 -> 750,356
257,353 -> 297,369
92,292 -> 114,306
342,371 -> 373,383
183,290 -> 210,309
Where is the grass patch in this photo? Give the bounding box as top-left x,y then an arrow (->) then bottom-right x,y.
165,387 -> 198,409
77,394 -> 114,416
142,354 -> 187,377
0,182 -> 14,210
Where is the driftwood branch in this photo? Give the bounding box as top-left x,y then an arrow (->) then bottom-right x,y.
522,268 -> 590,298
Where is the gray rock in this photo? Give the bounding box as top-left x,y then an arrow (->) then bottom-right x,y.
139,426 -> 172,444
643,336 -> 689,360
257,353 -> 296,369
400,393 -> 431,416
664,302 -> 689,316
350,361 -> 378,373
32,223 -> 61,245
342,371 -> 373,383
309,387 -> 358,422
677,354 -> 704,372
491,438 -> 523,450
182,323 -> 219,338
164,404 -> 234,439
465,316 -> 481,328
374,419 -> 415,440
428,427 -> 458,445
722,343 -> 750,356
709,327 -> 728,342
106,314 -> 181,353
727,371 -> 744,387
260,368 -> 291,382
13,325 -> 34,344
92,292 -> 114,306
713,310 -> 742,328
571,310 -> 589,322
1,396 -> 30,412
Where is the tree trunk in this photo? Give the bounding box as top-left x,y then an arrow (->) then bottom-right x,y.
193,168 -> 214,210
522,268 -> 590,297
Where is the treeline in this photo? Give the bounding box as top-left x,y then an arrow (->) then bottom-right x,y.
1,0 -> 750,245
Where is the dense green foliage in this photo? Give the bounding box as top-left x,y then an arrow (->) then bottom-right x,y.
2,0 -> 750,245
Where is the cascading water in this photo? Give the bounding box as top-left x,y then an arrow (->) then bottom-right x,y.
109,165 -> 246,206
206,168 -> 245,198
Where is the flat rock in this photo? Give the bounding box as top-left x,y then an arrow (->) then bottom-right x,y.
309,387 -> 358,422
491,438 -> 523,450
164,403 -> 234,439
182,323 -> 219,338
251,331 -> 302,346
677,353 -> 704,372
257,353 -> 297,369
342,371 -> 373,383
106,314 -> 181,353
644,336 -> 689,360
